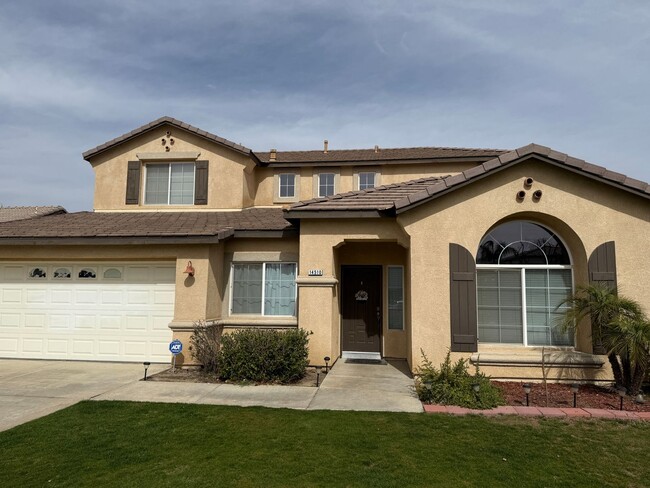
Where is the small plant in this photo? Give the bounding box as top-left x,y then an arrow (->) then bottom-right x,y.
217,328 -> 311,383
189,320 -> 224,374
415,350 -> 504,409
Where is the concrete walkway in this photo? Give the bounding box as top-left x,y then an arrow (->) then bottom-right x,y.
93,359 -> 424,413
424,404 -> 650,420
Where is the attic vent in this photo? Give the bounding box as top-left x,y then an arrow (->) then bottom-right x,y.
270,149 -> 277,162
323,140 -> 328,154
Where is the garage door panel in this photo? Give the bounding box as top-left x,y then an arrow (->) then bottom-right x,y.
47,339 -> 69,354
2,289 -> 22,303
51,290 -> 73,304
0,262 -> 175,362
0,313 -> 20,327
25,313 -> 46,328
22,338 -> 44,353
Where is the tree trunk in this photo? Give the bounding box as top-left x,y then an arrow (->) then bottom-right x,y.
629,363 -> 646,396
622,355 -> 632,391
608,353 -> 624,388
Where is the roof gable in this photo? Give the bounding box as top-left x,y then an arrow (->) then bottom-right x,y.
82,116 -> 258,162
284,144 -> 650,218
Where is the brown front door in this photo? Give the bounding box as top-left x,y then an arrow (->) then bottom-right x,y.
341,265 -> 382,354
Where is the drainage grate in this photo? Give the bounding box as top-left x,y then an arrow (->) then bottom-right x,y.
344,358 -> 387,365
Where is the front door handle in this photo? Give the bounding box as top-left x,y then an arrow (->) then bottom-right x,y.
376,307 -> 381,322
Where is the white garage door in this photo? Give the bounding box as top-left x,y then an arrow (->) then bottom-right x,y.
0,262 -> 175,362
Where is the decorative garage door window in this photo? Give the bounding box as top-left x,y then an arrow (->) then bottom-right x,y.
476,221 -> 573,346
53,268 -> 71,279
231,262 -> 297,316
29,267 -> 47,279
78,268 -> 97,279
103,268 -> 123,279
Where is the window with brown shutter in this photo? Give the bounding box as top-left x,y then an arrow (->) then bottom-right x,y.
449,243 -> 478,352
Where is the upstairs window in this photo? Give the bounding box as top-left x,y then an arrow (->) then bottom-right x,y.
145,163 -> 195,205
318,173 -> 335,197
358,172 -> 376,190
279,174 -> 296,198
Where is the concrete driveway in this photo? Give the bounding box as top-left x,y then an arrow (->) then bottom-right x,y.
0,359 -> 166,432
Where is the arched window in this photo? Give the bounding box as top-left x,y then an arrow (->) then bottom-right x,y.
476,221 -> 573,346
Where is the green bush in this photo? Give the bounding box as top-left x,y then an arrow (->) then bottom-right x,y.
415,350 -> 504,409
217,328 -> 311,383
189,321 -> 224,374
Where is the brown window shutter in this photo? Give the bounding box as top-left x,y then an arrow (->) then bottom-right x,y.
194,160 -> 209,205
125,161 -> 141,205
449,243 -> 478,353
588,241 -> 617,289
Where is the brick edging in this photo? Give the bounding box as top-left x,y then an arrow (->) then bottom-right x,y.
423,404 -> 650,421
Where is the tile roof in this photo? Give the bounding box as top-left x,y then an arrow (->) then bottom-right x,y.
0,206 -> 66,223
255,146 -> 507,165
285,143 -> 650,217
82,116 -> 257,161
0,208 -> 293,241
288,176 -> 445,212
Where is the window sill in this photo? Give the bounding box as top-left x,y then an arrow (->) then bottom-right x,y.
470,348 -> 606,369
220,317 -> 298,328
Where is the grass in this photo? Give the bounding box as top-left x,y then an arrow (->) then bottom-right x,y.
1,402 -> 649,487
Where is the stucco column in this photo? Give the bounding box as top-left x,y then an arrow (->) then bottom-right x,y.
297,277 -> 338,365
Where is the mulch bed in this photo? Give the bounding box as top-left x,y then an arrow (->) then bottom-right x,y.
494,381 -> 650,412
147,367 -> 324,387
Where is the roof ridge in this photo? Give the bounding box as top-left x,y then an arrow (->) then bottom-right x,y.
256,145 -> 508,154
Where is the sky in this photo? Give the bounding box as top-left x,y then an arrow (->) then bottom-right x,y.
1,0 -> 649,211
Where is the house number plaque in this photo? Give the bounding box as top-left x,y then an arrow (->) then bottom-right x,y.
308,269 -> 323,276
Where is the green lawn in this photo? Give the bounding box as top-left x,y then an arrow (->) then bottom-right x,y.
1,402 -> 648,488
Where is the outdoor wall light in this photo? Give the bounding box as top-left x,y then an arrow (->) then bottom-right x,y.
143,361 -> 151,381
617,387 -> 626,411
315,366 -> 322,387
571,383 -> 580,408
522,383 -> 531,406
324,356 -> 331,373
183,261 -> 195,277
516,190 -> 526,201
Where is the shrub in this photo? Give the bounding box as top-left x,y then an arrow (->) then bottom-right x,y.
415,350 -> 504,409
189,321 -> 224,374
216,328 -> 311,383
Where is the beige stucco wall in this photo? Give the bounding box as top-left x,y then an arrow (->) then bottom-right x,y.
253,162 -> 479,206
89,125 -> 256,211
297,219 -> 410,365
398,158 -> 650,379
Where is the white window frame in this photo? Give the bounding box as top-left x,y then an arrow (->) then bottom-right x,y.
476,263 -> 574,347
358,172 -> 376,190
387,265 -> 404,331
229,262 -> 298,317
317,173 -> 336,197
144,162 -> 195,205
278,174 -> 296,199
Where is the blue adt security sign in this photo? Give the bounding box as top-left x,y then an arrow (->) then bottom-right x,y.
169,339 -> 183,355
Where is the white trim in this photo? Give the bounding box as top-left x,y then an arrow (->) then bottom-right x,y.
229,262 -> 298,317
521,267 -> 528,347
143,162 -> 196,206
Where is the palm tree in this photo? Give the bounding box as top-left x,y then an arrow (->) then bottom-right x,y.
558,284 -> 650,394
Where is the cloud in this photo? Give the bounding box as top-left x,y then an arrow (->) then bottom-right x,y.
0,0 -> 649,211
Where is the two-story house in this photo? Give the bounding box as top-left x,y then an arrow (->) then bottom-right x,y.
1,116 -> 649,382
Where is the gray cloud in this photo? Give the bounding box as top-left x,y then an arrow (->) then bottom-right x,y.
0,0 -> 649,210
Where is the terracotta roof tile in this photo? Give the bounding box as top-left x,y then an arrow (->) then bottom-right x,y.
0,206 -> 66,223
0,208 -> 292,240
